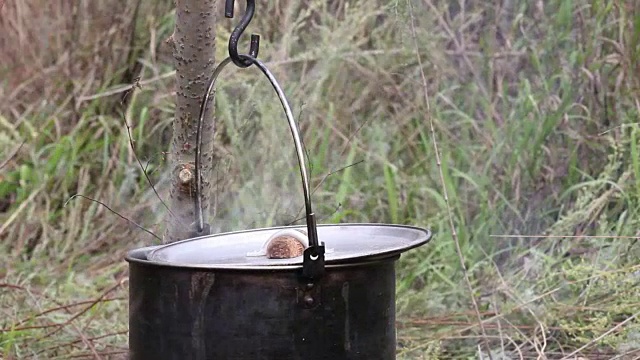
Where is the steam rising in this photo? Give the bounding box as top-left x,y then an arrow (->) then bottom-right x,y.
139,76 -> 338,238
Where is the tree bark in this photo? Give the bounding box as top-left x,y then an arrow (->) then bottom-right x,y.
164,0 -> 217,243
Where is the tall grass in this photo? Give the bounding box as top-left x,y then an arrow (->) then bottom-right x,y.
2,0 -> 640,358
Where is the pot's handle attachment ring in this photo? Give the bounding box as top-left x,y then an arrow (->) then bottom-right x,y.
193,56 -> 325,279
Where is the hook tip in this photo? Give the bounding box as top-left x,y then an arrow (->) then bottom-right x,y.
224,0 -> 235,18
250,34 -> 260,57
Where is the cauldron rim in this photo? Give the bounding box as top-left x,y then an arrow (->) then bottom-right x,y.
126,223 -> 432,271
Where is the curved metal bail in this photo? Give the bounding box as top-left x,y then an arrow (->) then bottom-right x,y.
225,0 -> 260,68
194,56 -> 324,278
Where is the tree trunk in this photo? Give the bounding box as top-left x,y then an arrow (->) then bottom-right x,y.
164,0 -> 217,243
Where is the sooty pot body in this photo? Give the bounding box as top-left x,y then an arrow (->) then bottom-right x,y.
127,247 -> 399,360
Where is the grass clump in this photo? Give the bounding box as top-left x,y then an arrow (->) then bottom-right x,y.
2,0 -> 640,358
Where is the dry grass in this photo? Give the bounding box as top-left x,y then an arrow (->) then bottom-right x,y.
2,0 -> 640,358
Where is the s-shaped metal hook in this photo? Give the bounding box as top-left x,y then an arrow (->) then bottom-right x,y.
225,0 -> 260,68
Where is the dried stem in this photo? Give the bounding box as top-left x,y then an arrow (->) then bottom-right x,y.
406,1 -> 493,358
289,160 -> 363,223
560,310 -> 640,360
119,106 -> 175,220
33,330 -> 128,358
7,297 -> 123,331
0,141 -> 24,170
491,234 -> 640,239
35,279 -> 126,341
312,160 -> 364,194
64,194 -> 161,241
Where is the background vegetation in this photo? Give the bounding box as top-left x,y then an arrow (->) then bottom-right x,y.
2,0 -> 640,358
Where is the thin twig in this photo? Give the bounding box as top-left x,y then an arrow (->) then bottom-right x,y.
597,123 -> 638,136
0,141 -> 24,170
609,348 -> 640,360
9,297 -> 123,330
75,50 -> 410,103
64,194 -> 161,241
60,350 -> 128,359
142,152 -> 166,175
75,47 -> 520,105
312,160 -> 364,194
286,202 -> 342,226
70,320 -> 103,360
286,74 -> 371,223
0,185 -> 43,235
477,245 -> 543,358
36,279 -> 126,341
321,202 -> 342,221
560,310 -> 640,360
0,283 -> 27,290
290,160 -> 364,222
339,119 -> 370,157
58,289 -> 109,360
406,1 -> 494,359
121,76 -> 142,106
118,81 -> 175,222
78,71 -> 175,102
121,110 -> 175,220
490,234 -> 640,239
32,331 -> 128,358
2,282 -> 125,359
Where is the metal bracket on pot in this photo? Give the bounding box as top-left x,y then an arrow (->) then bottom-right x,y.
302,213 -> 325,280
194,56 -> 326,278
297,281 -> 322,309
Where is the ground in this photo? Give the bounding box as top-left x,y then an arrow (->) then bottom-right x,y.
2,0 -> 640,359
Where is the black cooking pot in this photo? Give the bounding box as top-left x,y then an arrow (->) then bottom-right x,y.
127,224 -> 432,360
126,54 -> 433,359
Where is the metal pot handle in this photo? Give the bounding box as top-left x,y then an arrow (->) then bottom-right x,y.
193,56 -> 325,279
